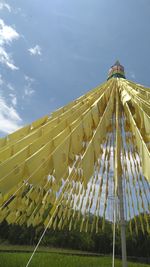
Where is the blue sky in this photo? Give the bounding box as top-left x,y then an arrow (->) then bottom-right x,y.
0,0 -> 150,136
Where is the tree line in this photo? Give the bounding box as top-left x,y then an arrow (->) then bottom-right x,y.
0,214 -> 149,258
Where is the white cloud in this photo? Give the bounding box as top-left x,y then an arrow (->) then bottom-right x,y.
28,45 -> 42,56
0,2 -> 11,12
9,93 -> 17,106
23,75 -> 35,97
0,19 -> 19,70
24,75 -> 35,83
0,19 -> 19,45
24,87 -> 35,96
0,95 -> 22,134
0,47 -> 18,70
7,83 -> 15,91
0,75 -> 16,93
11,96 -> 17,106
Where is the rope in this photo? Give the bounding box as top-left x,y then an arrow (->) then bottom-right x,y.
25,164 -> 78,267
0,149 -> 54,209
25,215 -> 53,267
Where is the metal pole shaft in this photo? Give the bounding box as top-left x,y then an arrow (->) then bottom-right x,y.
115,82 -> 127,267
118,175 -> 127,267
112,198 -> 116,267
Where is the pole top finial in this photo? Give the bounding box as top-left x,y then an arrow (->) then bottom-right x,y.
107,60 -> 126,80
115,60 -> 121,65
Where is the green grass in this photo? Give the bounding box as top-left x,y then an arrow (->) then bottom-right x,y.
0,252 -> 149,267
0,244 -> 97,255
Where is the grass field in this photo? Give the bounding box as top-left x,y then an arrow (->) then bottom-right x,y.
0,252 -> 149,267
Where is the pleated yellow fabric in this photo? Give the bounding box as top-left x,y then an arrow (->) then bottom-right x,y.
0,77 -> 149,236
82,141 -> 94,184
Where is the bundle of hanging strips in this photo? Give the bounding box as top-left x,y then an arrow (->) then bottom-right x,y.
0,77 -> 150,234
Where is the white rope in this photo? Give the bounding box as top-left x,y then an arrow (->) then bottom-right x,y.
25,215 -> 53,267
0,148 -> 56,209
25,157 -> 81,267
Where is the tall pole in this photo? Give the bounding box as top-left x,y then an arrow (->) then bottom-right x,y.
112,196 -> 116,267
118,174 -> 127,267
115,82 -> 128,267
